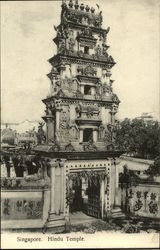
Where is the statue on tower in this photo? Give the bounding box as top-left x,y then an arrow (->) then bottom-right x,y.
36,122 -> 46,145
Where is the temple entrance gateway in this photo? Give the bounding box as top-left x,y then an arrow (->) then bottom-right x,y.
69,175 -> 101,218
65,160 -> 111,222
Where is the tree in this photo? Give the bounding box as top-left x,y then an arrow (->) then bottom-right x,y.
115,118 -> 160,159
145,156 -> 160,177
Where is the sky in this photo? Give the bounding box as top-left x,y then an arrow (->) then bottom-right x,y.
1,0 -> 160,123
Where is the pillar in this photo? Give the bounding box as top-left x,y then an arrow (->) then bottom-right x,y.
79,128 -> 83,143
93,129 -> 98,142
60,65 -> 66,79
56,111 -> 60,131
106,70 -> 111,84
80,85 -> 84,94
49,160 -> 56,214
100,179 -> 105,219
46,117 -> 54,143
114,160 -> 120,207
91,87 -> 95,95
55,101 -> 61,142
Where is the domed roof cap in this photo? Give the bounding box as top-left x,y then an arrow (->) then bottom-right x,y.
2,128 -> 15,145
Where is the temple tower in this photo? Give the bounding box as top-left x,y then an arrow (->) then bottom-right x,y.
43,0 -> 120,148
37,0 -> 123,232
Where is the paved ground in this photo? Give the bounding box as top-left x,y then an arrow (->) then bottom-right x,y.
70,211 -> 98,225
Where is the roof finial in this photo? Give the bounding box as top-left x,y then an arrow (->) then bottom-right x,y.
69,0 -> 73,8
74,0 -> 79,9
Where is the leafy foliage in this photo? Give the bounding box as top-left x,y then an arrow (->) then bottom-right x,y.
145,156 -> 160,177
116,118 -> 160,159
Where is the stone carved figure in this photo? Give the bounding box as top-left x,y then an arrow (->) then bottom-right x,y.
84,138 -> 97,152
98,125 -> 105,140
36,122 -> 46,144
86,106 -> 94,118
102,83 -> 112,96
65,143 -> 75,152
45,105 -> 53,116
95,11 -> 103,27
108,55 -> 114,63
102,44 -> 109,58
84,64 -> 96,76
77,65 -> 83,75
68,38 -> 75,52
81,27 -> 92,37
95,45 -> 102,57
48,138 -> 60,152
75,104 -> 81,118
103,125 -> 112,145
69,125 -> 79,140
112,93 -> 120,104
58,40 -> 66,54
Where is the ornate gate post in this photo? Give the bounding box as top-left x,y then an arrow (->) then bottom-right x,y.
43,158 -> 66,233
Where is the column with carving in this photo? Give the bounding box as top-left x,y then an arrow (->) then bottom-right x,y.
43,159 -> 66,232
55,100 -> 62,142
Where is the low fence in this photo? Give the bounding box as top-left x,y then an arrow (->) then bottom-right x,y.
1,178 -> 50,229
119,182 -> 160,219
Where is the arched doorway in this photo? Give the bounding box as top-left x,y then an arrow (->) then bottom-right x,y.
68,170 -> 105,219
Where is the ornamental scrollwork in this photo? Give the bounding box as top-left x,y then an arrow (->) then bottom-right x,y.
68,170 -> 107,187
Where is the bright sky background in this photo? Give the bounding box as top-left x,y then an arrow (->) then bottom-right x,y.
1,0 -> 160,123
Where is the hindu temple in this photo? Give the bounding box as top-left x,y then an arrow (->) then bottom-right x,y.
1,0 -> 124,233
34,0 -> 123,232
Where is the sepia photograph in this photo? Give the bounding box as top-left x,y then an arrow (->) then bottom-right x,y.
1,0 -> 160,249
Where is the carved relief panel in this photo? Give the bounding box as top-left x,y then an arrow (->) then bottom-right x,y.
77,64 -> 97,76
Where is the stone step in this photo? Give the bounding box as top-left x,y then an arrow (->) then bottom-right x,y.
111,207 -> 125,218
112,208 -> 122,213
112,213 -> 125,219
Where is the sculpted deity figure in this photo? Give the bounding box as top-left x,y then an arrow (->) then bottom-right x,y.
95,45 -> 102,57
68,38 -> 75,52
36,122 -> 46,144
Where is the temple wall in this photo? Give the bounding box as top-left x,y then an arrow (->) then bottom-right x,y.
120,183 -> 160,219
1,188 -> 50,229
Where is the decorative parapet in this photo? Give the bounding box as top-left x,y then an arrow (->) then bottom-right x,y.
61,0 -> 103,28
49,52 -> 115,68
76,103 -> 99,116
